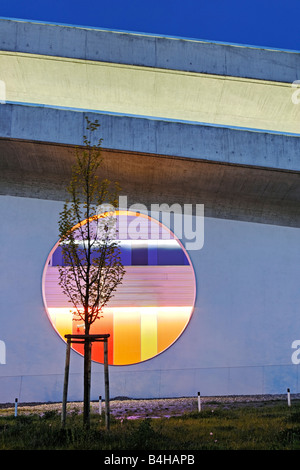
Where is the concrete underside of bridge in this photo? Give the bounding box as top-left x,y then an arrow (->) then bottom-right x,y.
1,137 -> 300,227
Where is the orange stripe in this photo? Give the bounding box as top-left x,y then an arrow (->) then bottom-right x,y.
157,307 -> 191,354
90,309 -> 114,364
113,309 -> 141,365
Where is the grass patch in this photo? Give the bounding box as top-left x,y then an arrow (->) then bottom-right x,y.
1,402 -> 300,450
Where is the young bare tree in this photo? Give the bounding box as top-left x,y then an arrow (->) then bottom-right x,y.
58,117 -> 125,427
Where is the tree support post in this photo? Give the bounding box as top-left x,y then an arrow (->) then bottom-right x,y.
61,338 -> 71,427
104,338 -> 110,430
62,334 -> 110,429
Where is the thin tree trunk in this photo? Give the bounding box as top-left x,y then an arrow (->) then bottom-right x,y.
83,309 -> 92,429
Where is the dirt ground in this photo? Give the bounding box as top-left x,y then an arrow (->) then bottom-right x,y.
0,394 -> 298,419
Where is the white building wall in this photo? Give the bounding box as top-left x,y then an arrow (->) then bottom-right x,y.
1,194 -> 300,402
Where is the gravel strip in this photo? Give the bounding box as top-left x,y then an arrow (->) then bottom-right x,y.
0,394 -> 299,418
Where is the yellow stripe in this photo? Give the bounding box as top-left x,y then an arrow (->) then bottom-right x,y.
48,307 -> 72,339
140,308 -> 157,361
0,51 -> 298,134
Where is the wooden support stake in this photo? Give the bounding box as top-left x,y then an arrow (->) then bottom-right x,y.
61,334 -> 110,428
104,339 -> 110,430
61,339 -> 71,427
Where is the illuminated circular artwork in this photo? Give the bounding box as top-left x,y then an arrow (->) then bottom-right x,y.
42,211 -> 196,365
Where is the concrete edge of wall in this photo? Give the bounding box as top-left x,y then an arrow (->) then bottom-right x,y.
1,103 -> 300,172
1,18 -> 300,83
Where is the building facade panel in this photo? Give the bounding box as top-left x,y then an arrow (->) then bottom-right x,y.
1,19 -> 300,402
0,196 -> 299,401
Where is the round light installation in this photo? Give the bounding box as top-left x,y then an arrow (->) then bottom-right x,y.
42,211 -> 196,365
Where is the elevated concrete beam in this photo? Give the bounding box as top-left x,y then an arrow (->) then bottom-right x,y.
1,138 -> 300,227
1,104 -> 300,172
1,18 -> 300,83
1,51 -> 299,134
